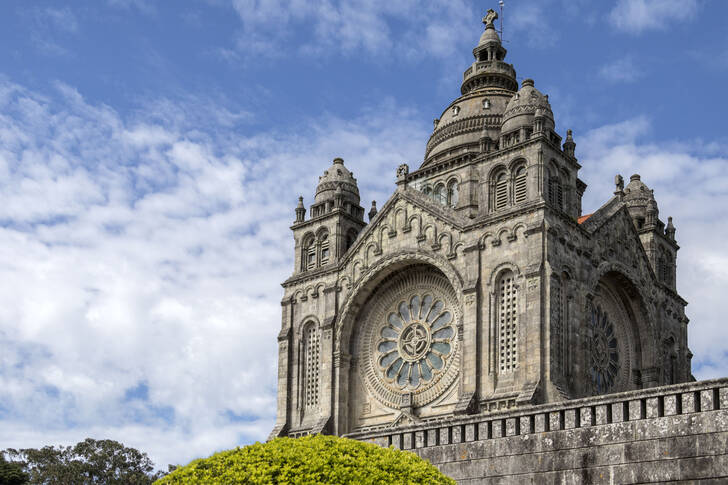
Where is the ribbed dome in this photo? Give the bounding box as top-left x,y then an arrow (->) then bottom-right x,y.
501,79 -> 554,134
315,158 -> 360,204
623,174 -> 653,208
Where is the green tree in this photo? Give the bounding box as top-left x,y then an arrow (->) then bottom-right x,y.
3,438 -> 167,485
154,434 -> 455,485
0,453 -> 29,485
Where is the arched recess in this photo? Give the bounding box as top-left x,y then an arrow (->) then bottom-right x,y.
299,318 -> 322,420
333,250 -> 464,435
582,268 -> 655,397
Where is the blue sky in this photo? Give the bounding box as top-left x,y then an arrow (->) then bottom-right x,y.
0,0 -> 727,469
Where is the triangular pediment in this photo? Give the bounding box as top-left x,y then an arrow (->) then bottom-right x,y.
334,187 -> 470,290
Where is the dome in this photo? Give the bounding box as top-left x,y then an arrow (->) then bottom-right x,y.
623,174 -> 657,224
623,174 -> 653,208
479,25 -> 501,45
501,79 -> 554,134
315,157 -> 360,204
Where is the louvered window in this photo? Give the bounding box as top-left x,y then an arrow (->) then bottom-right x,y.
304,325 -> 320,409
495,173 -> 508,210
304,238 -> 316,271
514,167 -> 527,203
556,180 -> 563,209
498,272 -> 518,372
320,234 -> 329,264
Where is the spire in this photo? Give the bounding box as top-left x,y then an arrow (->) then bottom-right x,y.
461,8 -> 517,95
368,201 -> 377,221
295,196 -> 306,223
666,216 -> 676,240
563,129 -> 576,158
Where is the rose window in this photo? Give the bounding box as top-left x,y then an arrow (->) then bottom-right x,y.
376,294 -> 455,391
589,305 -> 620,394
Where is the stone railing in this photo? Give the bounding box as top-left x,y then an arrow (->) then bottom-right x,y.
346,378 -> 728,450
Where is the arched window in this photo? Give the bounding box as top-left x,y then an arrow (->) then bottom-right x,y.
423,186 -> 432,197
550,273 -> 569,385
447,180 -> 459,208
303,235 -> 316,271
319,233 -> 329,265
495,172 -> 508,210
547,167 -> 563,210
514,166 -> 527,203
498,270 -> 518,373
303,324 -> 320,410
434,184 -> 446,206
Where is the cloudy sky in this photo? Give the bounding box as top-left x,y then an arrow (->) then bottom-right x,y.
0,0 -> 727,470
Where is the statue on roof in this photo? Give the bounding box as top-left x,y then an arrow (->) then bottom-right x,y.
482,8 -> 498,28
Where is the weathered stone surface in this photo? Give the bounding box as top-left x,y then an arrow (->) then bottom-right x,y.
269,6 -> 725,484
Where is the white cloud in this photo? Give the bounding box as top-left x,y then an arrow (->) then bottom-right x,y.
598,56 -> 643,83
0,78 -> 428,468
228,0 -> 475,61
609,0 -> 698,34
576,117 -> 728,379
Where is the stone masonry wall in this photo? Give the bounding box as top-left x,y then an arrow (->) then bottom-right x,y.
348,378 -> 728,484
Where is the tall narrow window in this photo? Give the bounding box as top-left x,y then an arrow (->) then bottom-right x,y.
434,184 -> 446,206
320,233 -> 329,264
447,180 -> 459,208
498,271 -> 518,372
495,173 -> 508,210
303,236 -> 316,271
303,325 -> 320,409
548,175 -> 563,210
514,166 -> 527,203
550,276 -> 568,383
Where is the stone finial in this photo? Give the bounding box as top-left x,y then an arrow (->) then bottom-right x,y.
614,174 -> 624,193
666,216 -> 676,240
646,198 -> 658,228
368,201 -> 378,222
563,129 -> 576,158
482,8 -> 498,28
396,163 -> 409,182
295,196 -> 306,223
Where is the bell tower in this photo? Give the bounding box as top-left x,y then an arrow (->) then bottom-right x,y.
291,158 -> 366,275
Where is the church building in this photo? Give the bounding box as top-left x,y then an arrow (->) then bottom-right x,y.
266,10 -> 728,483
271,8 -> 690,440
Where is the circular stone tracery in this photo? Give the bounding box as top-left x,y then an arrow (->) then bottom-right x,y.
589,304 -> 620,394
376,294 -> 455,390
357,268 -> 460,409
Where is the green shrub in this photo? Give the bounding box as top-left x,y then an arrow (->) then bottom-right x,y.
154,434 -> 454,485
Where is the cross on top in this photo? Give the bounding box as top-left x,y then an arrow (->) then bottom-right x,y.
482,8 -> 498,28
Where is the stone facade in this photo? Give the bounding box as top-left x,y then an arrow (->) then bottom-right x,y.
269,8 -> 710,483
351,378 -> 728,483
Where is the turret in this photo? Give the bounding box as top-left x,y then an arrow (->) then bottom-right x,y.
290,158 -> 367,274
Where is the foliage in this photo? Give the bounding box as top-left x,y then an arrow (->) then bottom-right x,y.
0,454 -> 29,485
3,438 -> 167,485
154,434 -> 455,485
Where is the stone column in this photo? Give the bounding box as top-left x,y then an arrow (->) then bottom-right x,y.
455,245 -> 480,414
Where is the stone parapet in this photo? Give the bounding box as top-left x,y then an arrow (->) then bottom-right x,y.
347,378 -> 728,483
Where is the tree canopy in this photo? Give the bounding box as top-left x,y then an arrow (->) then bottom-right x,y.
0,454 -> 29,485
3,438 -> 166,485
154,434 -> 454,485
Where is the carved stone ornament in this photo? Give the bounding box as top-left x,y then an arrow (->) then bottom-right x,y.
587,287 -> 632,395
355,267 -> 460,409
